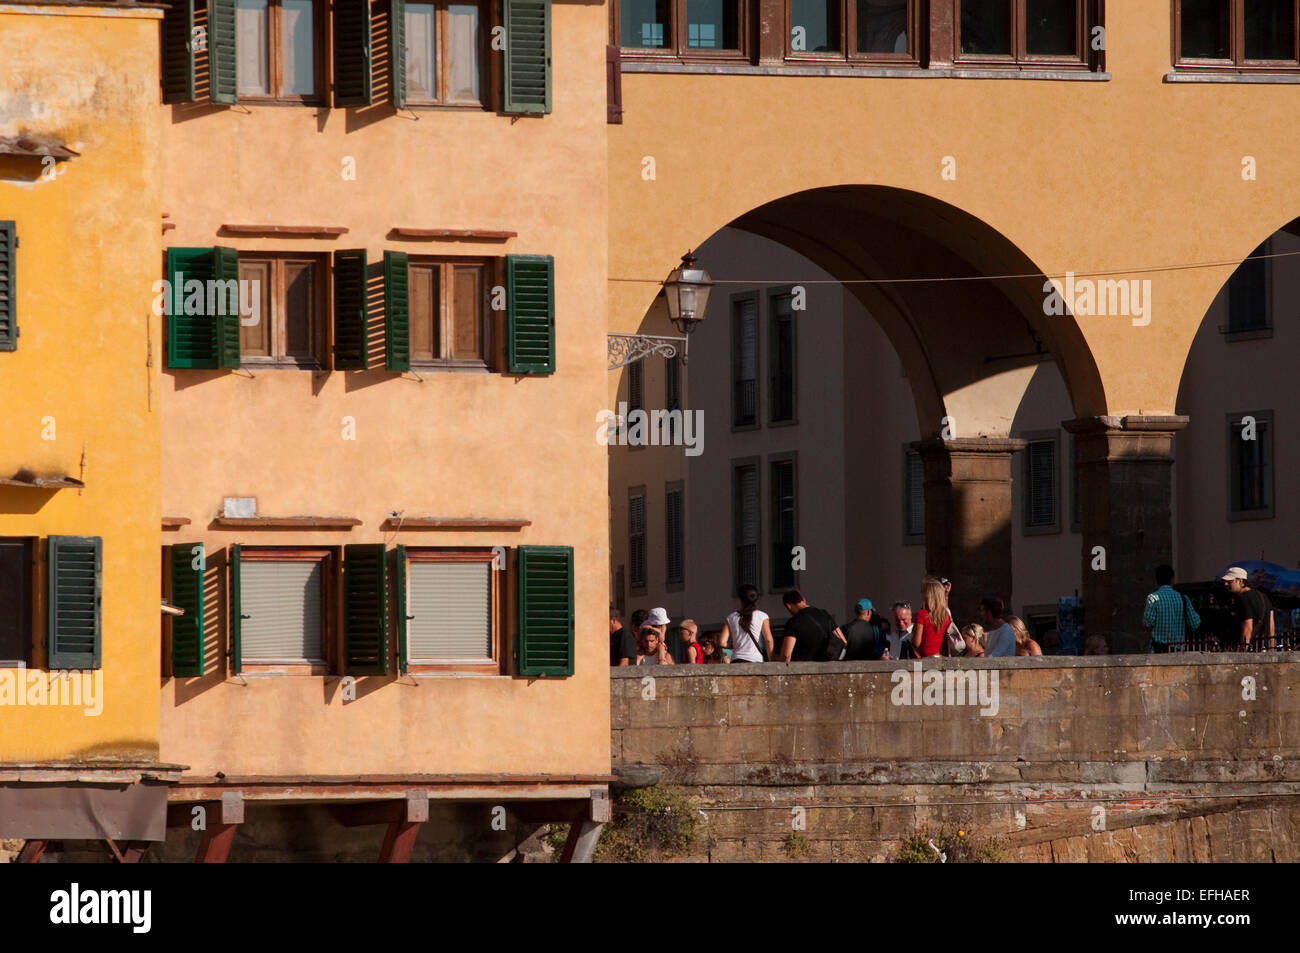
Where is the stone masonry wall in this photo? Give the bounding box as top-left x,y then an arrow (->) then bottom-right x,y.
610,656 -> 1300,862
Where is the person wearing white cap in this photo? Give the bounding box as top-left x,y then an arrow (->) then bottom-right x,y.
1221,567 -> 1274,649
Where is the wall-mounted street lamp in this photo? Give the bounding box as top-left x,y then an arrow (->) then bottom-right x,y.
607,251 -> 714,370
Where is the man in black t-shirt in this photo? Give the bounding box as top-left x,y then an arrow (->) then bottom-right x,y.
1221,567 -> 1274,649
609,606 -> 638,666
837,598 -> 888,661
779,589 -> 842,662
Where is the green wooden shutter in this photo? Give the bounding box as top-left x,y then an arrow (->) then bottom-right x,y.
210,0 -> 238,104
333,249 -> 370,369
170,542 -> 205,676
0,221 -> 15,352
384,251 -> 410,371
161,0 -> 198,103
506,254 -> 555,375
334,0 -> 374,106
395,544 -> 409,674
518,545 -> 573,677
166,246 -> 239,369
504,0 -> 551,115
391,0 -> 407,108
47,536 -> 102,671
229,543 -> 242,674
213,246 -> 241,369
343,543 -> 388,674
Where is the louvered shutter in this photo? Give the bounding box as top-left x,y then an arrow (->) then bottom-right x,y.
406,562 -> 492,661
665,489 -> 683,584
506,254 -> 555,374
170,542 -> 206,676
504,0 -> 551,115
229,543 -> 242,673
391,0 -> 407,107
0,221 -> 15,351
213,246 -> 241,368
1025,440 -> 1058,527
161,0 -> 198,103
384,250 -> 410,371
518,546 -> 573,677
738,467 -> 758,585
165,246 -> 239,369
209,0 -> 238,104
395,545 -> 409,674
333,249 -> 369,369
239,559 -> 324,662
334,0 -> 374,106
47,536 -> 102,670
906,450 -> 925,537
628,495 -> 645,590
343,543 -> 388,674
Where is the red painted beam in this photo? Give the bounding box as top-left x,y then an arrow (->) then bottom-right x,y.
379,821 -> 422,862
196,823 -> 238,863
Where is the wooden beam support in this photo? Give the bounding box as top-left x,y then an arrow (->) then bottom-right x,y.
378,820 -> 422,862
195,823 -> 238,863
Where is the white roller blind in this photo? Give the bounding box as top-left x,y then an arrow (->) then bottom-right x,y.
408,562 -> 492,662
241,560 -> 322,662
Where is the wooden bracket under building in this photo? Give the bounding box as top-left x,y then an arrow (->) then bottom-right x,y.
336,791 -> 428,863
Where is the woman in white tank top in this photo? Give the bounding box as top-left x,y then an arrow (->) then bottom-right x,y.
724,583 -> 773,663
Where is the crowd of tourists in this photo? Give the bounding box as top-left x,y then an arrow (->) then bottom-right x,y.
609,562 -> 1290,666
608,576 -> 1045,666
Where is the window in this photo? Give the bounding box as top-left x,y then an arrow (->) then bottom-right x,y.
236,0 -> 323,101
665,353 -> 683,411
770,456 -> 797,590
665,484 -> 685,587
616,0 -> 747,59
47,536 -> 103,670
732,459 -> 760,588
732,294 -> 759,428
629,358 -> 645,412
787,0 -> 920,62
1069,432 -> 1080,532
903,448 -> 925,542
401,549 -> 499,672
408,258 -> 492,368
238,254 -> 326,366
1225,239 -> 1272,336
768,289 -> 797,423
0,220 -> 15,352
236,549 -> 334,670
955,0 -> 1090,67
405,1 -> 488,105
629,490 -> 647,591
1228,411 -> 1274,519
1176,0 -> 1300,68
1022,431 -> 1060,533
0,538 -> 33,666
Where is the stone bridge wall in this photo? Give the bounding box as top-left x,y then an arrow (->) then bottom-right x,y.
610,656 -> 1300,862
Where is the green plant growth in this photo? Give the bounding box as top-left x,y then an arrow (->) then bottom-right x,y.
595,785 -> 700,863
893,828 -> 1007,863
782,830 -> 810,858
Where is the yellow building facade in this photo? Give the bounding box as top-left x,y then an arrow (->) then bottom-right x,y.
0,1 -> 173,852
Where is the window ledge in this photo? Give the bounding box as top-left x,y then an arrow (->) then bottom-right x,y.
213,516 -> 361,529
0,473 -> 83,489
389,227 -> 516,241
1022,523 -> 1062,537
1222,327 -> 1273,342
382,517 -> 531,530
622,62 -> 1110,80
219,224 -> 349,238
162,516 -> 191,529
1165,71 -> 1300,84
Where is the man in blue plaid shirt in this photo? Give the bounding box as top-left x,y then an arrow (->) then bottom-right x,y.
1143,564 -> 1200,652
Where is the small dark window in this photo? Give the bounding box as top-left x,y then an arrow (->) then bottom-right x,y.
769,291 -> 796,423
732,296 -> 759,428
1023,436 -> 1059,531
629,358 -> 644,412
732,462 -> 760,587
770,458 -> 796,590
665,486 -> 684,585
1177,0 -> 1300,67
904,449 -> 925,540
1226,239 -> 1271,334
0,537 -> 33,666
1229,413 -> 1274,517
618,0 -> 745,56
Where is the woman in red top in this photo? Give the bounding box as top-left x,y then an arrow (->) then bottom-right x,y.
679,619 -> 705,663
913,578 -> 952,658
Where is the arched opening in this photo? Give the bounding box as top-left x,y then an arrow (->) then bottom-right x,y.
608,185 -> 1104,654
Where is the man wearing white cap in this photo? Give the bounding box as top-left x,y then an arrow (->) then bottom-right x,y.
1221,567 -> 1274,649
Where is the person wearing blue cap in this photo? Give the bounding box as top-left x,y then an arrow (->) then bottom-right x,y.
836,598 -> 889,661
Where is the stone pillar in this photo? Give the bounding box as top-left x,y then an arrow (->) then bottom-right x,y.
912,437 -> 1025,625
1063,416 -> 1188,654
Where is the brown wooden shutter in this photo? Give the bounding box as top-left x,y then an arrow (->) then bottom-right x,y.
606,45 -> 623,124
